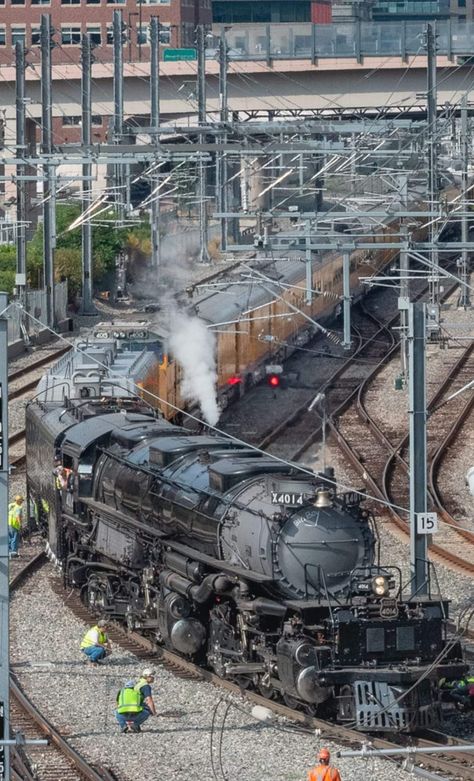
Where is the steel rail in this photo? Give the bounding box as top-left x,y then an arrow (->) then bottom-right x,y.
9,551 -> 119,781
55,576 -> 474,781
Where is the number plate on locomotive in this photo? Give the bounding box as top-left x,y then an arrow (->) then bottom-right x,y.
271,492 -> 304,506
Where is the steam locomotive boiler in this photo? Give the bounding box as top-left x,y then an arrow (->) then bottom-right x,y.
26,393 -> 466,733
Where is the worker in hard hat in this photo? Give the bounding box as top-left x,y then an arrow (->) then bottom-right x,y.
308,748 -> 341,781
8,495 -> 24,558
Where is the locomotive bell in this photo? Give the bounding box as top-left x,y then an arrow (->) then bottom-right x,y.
314,488 -> 333,508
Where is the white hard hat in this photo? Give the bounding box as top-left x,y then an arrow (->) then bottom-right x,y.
142,668 -> 155,677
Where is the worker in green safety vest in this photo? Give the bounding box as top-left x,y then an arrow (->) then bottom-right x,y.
8,495 -> 24,557
116,681 -> 145,734
80,620 -> 112,665
115,669 -> 157,734
440,676 -> 474,711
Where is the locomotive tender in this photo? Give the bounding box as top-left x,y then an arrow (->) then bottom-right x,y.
26,337 -> 466,733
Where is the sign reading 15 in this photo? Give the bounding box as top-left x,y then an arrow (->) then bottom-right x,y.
417,512 -> 438,534
271,492 -> 304,506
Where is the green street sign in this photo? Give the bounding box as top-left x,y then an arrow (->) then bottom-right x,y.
163,48 -> 197,62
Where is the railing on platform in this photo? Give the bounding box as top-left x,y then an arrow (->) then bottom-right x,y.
211,20 -> 474,62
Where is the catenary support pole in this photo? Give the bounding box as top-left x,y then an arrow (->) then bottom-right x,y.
458,94 -> 470,308
342,251 -> 351,350
150,16 -> 161,274
113,10 -> 124,221
40,14 -> 55,329
80,33 -> 95,315
408,301 -> 428,596
197,24 -> 210,263
218,29 -> 228,252
305,218 -> 312,305
399,173 -> 409,379
15,41 -> 27,313
426,23 -> 439,312
0,292 -> 10,781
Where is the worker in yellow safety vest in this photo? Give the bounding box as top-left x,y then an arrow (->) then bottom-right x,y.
8,495 -> 24,558
115,681 -> 145,733
80,619 -> 112,665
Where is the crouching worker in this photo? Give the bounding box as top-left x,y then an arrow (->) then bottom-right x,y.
80,619 -> 112,665
116,681 -> 150,734
116,669 -> 157,734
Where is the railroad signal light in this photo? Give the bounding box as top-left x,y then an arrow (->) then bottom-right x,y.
268,374 -> 280,388
227,375 -> 242,386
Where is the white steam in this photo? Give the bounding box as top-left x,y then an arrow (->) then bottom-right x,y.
168,310 -> 220,426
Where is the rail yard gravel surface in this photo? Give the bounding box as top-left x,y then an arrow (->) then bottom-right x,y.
10,563 -> 415,781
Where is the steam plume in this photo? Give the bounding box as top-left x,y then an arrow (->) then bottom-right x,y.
168,310 -> 220,426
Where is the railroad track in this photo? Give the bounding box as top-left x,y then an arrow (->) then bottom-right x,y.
259,271 -> 445,462
51,566 -> 474,781
7,346 -> 71,470
259,292 -> 401,458
9,549 -> 124,781
331,319 -> 474,577
8,346 -> 70,400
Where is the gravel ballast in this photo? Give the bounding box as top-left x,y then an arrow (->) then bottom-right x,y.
11,564 -> 416,781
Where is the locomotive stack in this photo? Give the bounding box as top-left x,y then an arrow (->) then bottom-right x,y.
25,330 -> 467,733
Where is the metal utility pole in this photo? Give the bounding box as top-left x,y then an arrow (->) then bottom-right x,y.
113,10 -> 124,221
197,24 -> 210,263
458,94 -> 470,308
426,23 -> 439,311
218,29 -> 228,252
40,14 -> 55,329
150,16 -> 161,274
80,33 -> 95,315
342,251 -> 351,350
399,173 -> 409,379
0,291 -> 10,781
15,40 -> 27,312
305,218 -> 312,305
408,301 -> 428,596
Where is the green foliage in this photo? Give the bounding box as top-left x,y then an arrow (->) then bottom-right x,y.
25,203 -> 151,299
0,244 -> 16,295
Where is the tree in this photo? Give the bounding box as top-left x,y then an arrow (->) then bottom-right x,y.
26,203 -> 152,300
0,245 -> 16,294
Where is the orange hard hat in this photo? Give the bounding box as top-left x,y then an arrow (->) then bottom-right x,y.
319,748 -> 330,761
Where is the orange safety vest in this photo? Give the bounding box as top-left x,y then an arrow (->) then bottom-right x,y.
308,765 -> 341,781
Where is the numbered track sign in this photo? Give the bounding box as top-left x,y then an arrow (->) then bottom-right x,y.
417,512 -> 438,534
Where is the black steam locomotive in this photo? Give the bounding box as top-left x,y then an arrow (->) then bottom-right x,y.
26,395 -> 466,732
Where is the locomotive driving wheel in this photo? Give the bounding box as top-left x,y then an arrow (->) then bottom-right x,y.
283,693 -> 301,710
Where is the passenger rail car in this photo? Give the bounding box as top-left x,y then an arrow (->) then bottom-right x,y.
26,398 -> 466,733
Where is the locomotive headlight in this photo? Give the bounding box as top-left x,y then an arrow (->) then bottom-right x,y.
372,575 -> 389,597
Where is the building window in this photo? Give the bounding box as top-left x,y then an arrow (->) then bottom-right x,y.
0,28 -> 5,45
11,0 -> 26,5
159,23 -> 171,43
87,24 -> 102,45
31,26 -> 41,45
106,0 -> 125,3
62,116 -> 81,125
11,27 -> 26,45
32,0 -> 51,4
92,115 -> 102,125
458,0 -> 466,6
106,24 -> 114,44
137,25 -> 148,45
87,0 -> 100,3
61,25 -> 82,44
62,0 -> 81,4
